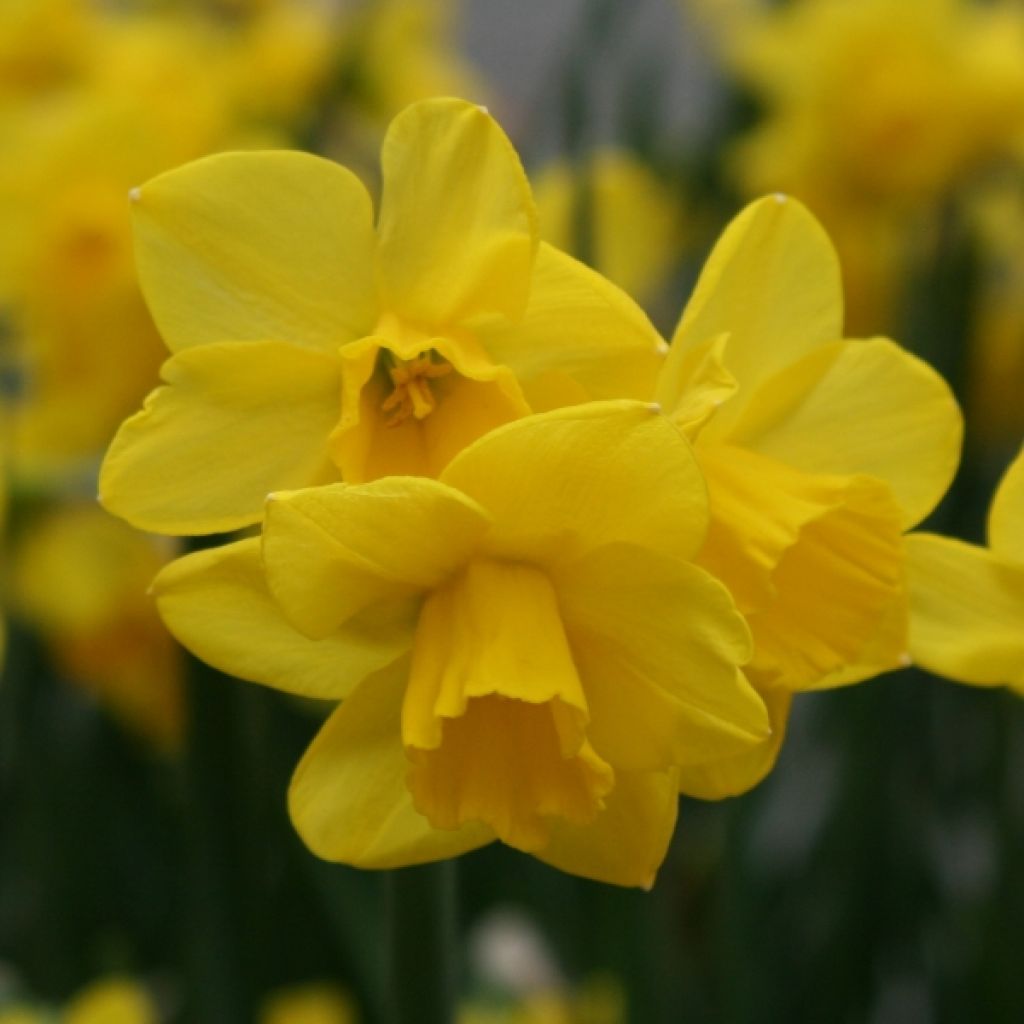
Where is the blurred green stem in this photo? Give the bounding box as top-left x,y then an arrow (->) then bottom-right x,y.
384,861 -> 458,1024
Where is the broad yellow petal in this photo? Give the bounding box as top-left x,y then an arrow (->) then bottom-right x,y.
100,342 -> 340,535
555,543 -> 767,773
289,658 -> 493,867
477,242 -> 665,407
907,533 -> 1024,691
377,98 -> 537,327
440,402 -> 708,566
670,195 -> 841,433
728,338 -> 962,529
133,151 -> 377,353
154,539 -> 413,700
989,446 -> 1024,562
677,689 -> 793,800
263,478 -> 491,639
536,768 -> 680,889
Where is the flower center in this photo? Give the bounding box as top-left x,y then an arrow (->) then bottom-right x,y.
380,351 -> 452,427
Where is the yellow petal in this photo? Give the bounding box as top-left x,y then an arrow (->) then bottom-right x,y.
477,242 -> 665,407
376,98 -> 537,326
655,333 -> 737,439
670,195 -> 842,433
907,533 -> 1024,691
555,542 -> 767,772
132,150 -> 377,352
536,768 -> 681,889
989,445 -> 1024,561
288,658 -> 493,867
728,338 -> 963,529
699,444 -> 906,690
440,401 -> 708,566
677,689 -> 793,800
154,539 -> 414,700
100,342 -> 340,535
263,477 -> 491,639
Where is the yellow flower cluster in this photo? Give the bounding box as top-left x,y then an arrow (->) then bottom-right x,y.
98,97 -> 983,887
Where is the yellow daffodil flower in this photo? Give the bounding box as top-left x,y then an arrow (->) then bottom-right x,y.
100,98 -> 664,535
61,978 -> 156,1024
907,447 -> 1024,696
534,150 -> 687,306
260,983 -> 356,1024
655,194 -> 963,796
12,504 -> 182,751
154,403 -> 769,888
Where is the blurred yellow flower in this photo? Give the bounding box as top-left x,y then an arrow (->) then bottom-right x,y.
655,195 -> 962,796
101,97 -> 663,535
534,150 -> 686,306
0,12 -> 253,479
260,982 -> 356,1024
12,503 -> 182,751
154,403 -> 768,887
907,446 -> 1024,695
61,978 -> 156,1024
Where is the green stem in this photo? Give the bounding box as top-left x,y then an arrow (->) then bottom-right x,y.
384,860 -> 458,1024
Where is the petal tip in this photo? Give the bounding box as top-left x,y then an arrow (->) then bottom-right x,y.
773,192 -> 788,204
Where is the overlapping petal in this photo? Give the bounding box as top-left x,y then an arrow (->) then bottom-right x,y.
262,477 -> 491,639
154,539 -> 414,700
99,342 -> 340,535
907,533 -> 1024,691
376,98 -> 538,327
536,768 -> 681,890
132,151 -> 377,352
440,402 -> 707,566
676,690 -> 793,800
671,195 -> 842,432
554,542 -> 766,772
478,242 -> 665,407
289,658 -> 493,867
727,338 -> 962,528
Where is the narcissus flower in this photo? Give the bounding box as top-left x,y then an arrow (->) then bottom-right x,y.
100,98 -> 663,535
907,447 -> 1024,695
654,194 -> 962,796
154,404 -> 768,887
260,983 -> 355,1024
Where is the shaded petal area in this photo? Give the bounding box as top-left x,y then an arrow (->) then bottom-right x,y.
907,533 -> 1024,692
154,539 -> 414,699
699,444 -> 906,690
263,477 -> 491,639
555,542 -> 766,773
289,658 -> 493,867
728,338 -> 962,529
377,99 -> 537,327
132,151 -> 377,352
537,768 -> 681,890
677,689 -> 793,800
478,242 -> 664,407
100,341 -> 340,535
441,402 -> 708,566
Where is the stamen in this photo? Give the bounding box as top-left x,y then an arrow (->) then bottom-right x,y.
381,353 -> 452,427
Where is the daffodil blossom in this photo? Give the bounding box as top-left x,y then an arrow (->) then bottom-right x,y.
99,98 -> 663,535
153,403 -> 769,887
654,195 -> 963,797
907,447 -> 1024,696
